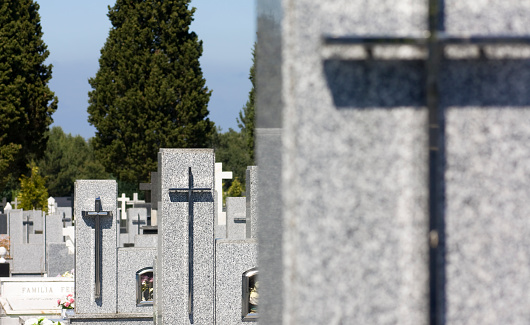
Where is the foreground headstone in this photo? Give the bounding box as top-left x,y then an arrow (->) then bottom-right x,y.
155,149 -> 215,325
74,180 -> 117,314
257,0 -> 429,323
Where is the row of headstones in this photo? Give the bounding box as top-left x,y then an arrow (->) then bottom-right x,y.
0,208 -> 74,277
71,149 -> 258,325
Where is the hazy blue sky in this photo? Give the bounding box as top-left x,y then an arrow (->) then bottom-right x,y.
38,0 -> 256,139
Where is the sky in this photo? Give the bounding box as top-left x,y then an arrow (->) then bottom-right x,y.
37,0 -> 256,140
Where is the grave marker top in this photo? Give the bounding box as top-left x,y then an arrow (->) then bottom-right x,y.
117,193 -> 130,220
169,166 -> 212,319
81,197 -> 112,300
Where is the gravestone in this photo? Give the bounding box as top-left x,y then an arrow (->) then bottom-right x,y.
215,239 -> 258,324
257,0 -> 429,323
155,149 -> 215,325
245,167 -> 258,239
127,207 -> 148,244
0,277 -> 74,315
226,197 -> 246,239
74,180 -> 117,314
46,242 -> 74,277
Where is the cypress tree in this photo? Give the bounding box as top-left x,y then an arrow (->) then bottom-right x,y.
238,44 -> 256,163
88,0 -> 213,183
0,0 -> 58,187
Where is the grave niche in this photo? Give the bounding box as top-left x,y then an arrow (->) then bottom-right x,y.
136,267 -> 154,306
242,268 -> 258,321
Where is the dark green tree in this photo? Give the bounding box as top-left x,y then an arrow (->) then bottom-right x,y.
88,0 -> 213,184
0,0 -> 58,188
237,43 -> 256,163
37,127 -> 110,197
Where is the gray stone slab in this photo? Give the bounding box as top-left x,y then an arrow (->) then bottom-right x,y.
45,213 -> 64,244
22,210 -> 41,233
155,149 -> 215,325
127,208 -> 148,244
215,224 -> 226,239
215,239 -> 258,325
117,247 -> 157,314
69,315 -> 152,325
134,234 -> 157,248
120,233 -> 129,247
226,197 -> 246,239
256,1 -> 430,324
8,210 -> 24,247
28,234 -> 44,244
445,109 -> 530,324
46,242 -> 74,277
57,207 -> 73,226
245,167 -> 258,239
11,244 -> 45,274
74,180 -> 118,314
255,128 -> 283,325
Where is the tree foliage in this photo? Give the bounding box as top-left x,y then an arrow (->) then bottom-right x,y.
88,0 -> 213,184
17,162 -> 48,212
37,127 -> 109,197
0,0 -> 57,187
237,43 -> 256,163
212,127 -> 252,192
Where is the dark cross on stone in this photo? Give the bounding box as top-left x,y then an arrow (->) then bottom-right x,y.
169,167 -> 212,321
61,212 -> 72,228
22,215 -> 33,244
323,1 -> 530,322
82,197 -> 112,300
132,214 -> 146,235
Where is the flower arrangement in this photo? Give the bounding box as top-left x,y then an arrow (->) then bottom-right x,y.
56,269 -> 74,278
24,317 -> 62,325
140,273 -> 154,301
57,293 -> 75,309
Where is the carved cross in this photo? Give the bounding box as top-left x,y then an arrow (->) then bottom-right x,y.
82,197 -> 112,299
132,214 -> 146,235
169,167 -> 212,320
22,215 -> 33,244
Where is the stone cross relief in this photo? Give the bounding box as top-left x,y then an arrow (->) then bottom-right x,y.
169,167 -> 212,322
322,0 -> 530,319
23,215 -> 33,244
132,214 -> 146,235
82,197 -> 112,300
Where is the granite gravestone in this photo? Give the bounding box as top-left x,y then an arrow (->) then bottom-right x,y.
74,180 -> 117,314
155,149 -> 215,325
245,166 -> 258,239
226,197 -> 246,239
257,0 -> 530,324
257,0 -> 429,323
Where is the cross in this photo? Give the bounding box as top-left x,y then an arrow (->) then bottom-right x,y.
10,198 -> 18,209
117,193 -> 130,220
322,1 -> 530,323
132,214 -> 146,235
82,197 -> 112,300
169,167 -> 212,321
61,212 -> 72,228
214,162 -> 233,225
22,215 -> 33,244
